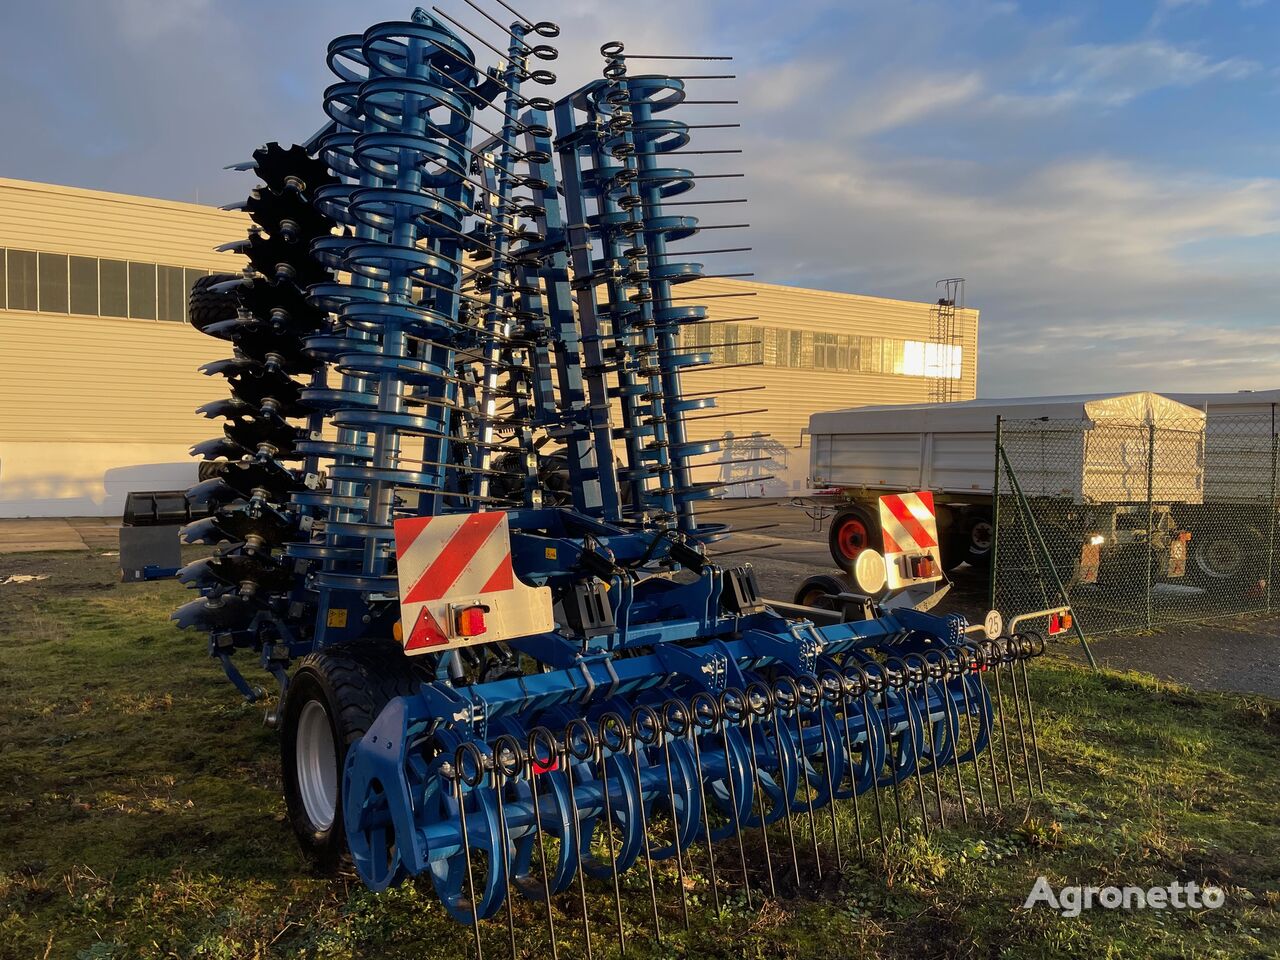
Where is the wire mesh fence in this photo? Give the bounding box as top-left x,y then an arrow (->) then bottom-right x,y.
992,410 -> 1279,638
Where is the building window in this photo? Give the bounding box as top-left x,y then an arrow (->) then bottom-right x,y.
0,250 -> 6,309
6,249 -> 37,311
128,262 -> 157,319
158,265 -> 187,322
99,259 -> 129,317
70,256 -> 98,315
38,252 -> 69,314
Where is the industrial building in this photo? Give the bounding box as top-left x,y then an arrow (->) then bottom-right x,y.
0,176 -> 979,517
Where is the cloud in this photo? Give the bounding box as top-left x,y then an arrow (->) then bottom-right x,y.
848,72 -> 985,134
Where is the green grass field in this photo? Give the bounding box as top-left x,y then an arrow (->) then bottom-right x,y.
1,550 -> 1278,959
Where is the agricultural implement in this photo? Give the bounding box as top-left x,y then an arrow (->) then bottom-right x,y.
173,4 -> 1047,954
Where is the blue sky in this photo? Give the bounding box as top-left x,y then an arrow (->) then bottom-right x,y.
2,0 -> 1279,396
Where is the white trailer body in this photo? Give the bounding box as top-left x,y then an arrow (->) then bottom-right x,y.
809,392 -> 1207,505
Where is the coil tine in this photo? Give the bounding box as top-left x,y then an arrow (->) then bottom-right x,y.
526,728 -> 559,959
909,655 -> 947,829
1020,634 -> 1047,792
742,685 -> 777,898
559,726 -> 593,960
956,646 -> 988,817
989,640 -> 1018,805
492,737 -> 520,959
875,669 -> 907,845
448,752 -> 485,960
834,673 -> 866,861
890,660 -> 932,838
977,643 -> 1005,808
785,678 -> 823,882
686,696 -> 724,916
934,652 -> 970,824
593,718 -> 626,957
769,698 -> 803,889
628,707 -> 663,943
1007,638 -> 1036,797
816,673 -> 843,873
658,703 -> 691,929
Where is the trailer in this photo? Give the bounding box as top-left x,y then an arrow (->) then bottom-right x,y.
808,392 -> 1207,575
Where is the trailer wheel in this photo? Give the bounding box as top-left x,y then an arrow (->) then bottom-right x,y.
828,505 -> 880,572
962,508 -> 994,568
281,639 -> 428,870
794,573 -> 852,608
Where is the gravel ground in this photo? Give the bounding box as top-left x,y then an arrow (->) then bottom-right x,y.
721,499 -> 1280,700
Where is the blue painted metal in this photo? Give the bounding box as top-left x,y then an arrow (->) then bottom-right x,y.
169,8 -> 1045,936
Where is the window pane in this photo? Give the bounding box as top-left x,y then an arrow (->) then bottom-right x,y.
157,265 -> 186,322
0,250 -> 5,309
69,256 -> 98,315
6,249 -> 37,311
128,262 -> 156,319
38,253 -> 69,313
100,259 -> 128,317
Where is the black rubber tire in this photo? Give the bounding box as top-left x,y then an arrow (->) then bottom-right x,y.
280,638 -> 428,870
828,504 -> 880,573
188,272 -> 240,333
962,508 -> 994,569
793,573 -> 851,608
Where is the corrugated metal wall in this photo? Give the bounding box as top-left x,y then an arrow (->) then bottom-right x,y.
0,177 -> 978,515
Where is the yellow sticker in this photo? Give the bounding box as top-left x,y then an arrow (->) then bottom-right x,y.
545,547 -> 558,560
327,608 -> 348,628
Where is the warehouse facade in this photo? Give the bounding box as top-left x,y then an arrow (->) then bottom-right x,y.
0,177 -> 978,517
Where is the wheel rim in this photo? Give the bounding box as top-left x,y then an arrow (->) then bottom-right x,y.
836,517 -> 869,560
969,520 -> 993,553
296,699 -> 338,831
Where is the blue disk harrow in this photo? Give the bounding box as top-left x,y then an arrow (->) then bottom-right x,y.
171,4 -> 1047,956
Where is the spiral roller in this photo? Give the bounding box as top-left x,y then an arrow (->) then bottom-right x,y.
163,8 -> 1055,956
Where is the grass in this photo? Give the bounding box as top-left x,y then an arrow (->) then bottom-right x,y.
1,549 -> 1278,959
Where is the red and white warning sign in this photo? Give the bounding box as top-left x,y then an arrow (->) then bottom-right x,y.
393,511 -> 553,655
878,491 -> 944,590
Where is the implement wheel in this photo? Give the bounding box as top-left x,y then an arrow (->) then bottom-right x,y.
828,505 -> 880,573
280,639 -> 428,870
187,273 -> 240,333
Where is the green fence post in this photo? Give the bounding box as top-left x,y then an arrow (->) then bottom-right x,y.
1146,421 -> 1155,632
999,444 -> 1098,669
990,415 -> 1002,613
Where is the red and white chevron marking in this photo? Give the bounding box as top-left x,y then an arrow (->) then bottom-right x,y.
393,512 -> 552,655
878,491 -> 938,555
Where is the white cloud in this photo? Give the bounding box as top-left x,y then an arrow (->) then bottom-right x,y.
848,72 -> 985,134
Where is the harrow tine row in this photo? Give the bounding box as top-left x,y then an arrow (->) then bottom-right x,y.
424,634 -> 1047,959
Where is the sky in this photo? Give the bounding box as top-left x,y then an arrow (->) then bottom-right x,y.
2,0 -> 1279,396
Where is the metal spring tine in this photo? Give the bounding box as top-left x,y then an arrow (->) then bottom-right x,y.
589,717 -> 627,956
888,659 -> 932,838
1019,633 -> 1047,792
628,706 -> 663,943
851,667 -> 888,858
876,666 -> 907,844
559,726 -> 593,959
768,698 -> 803,888
1004,639 -> 1035,798
974,643 -> 1005,809
816,672 -> 844,872
450,748 -> 486,960
908,654 -> 948,829
784,677 -> 823,882
954,646 -> 988,817
931,651 -> 969,824
657,703 -> 691,930
988,639 -> 1018,805
493,736 -> 524,959
742,683 -> 777,899
527,728 -> 559,959
832,671 -> 865,861
686,695 -> 725,915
